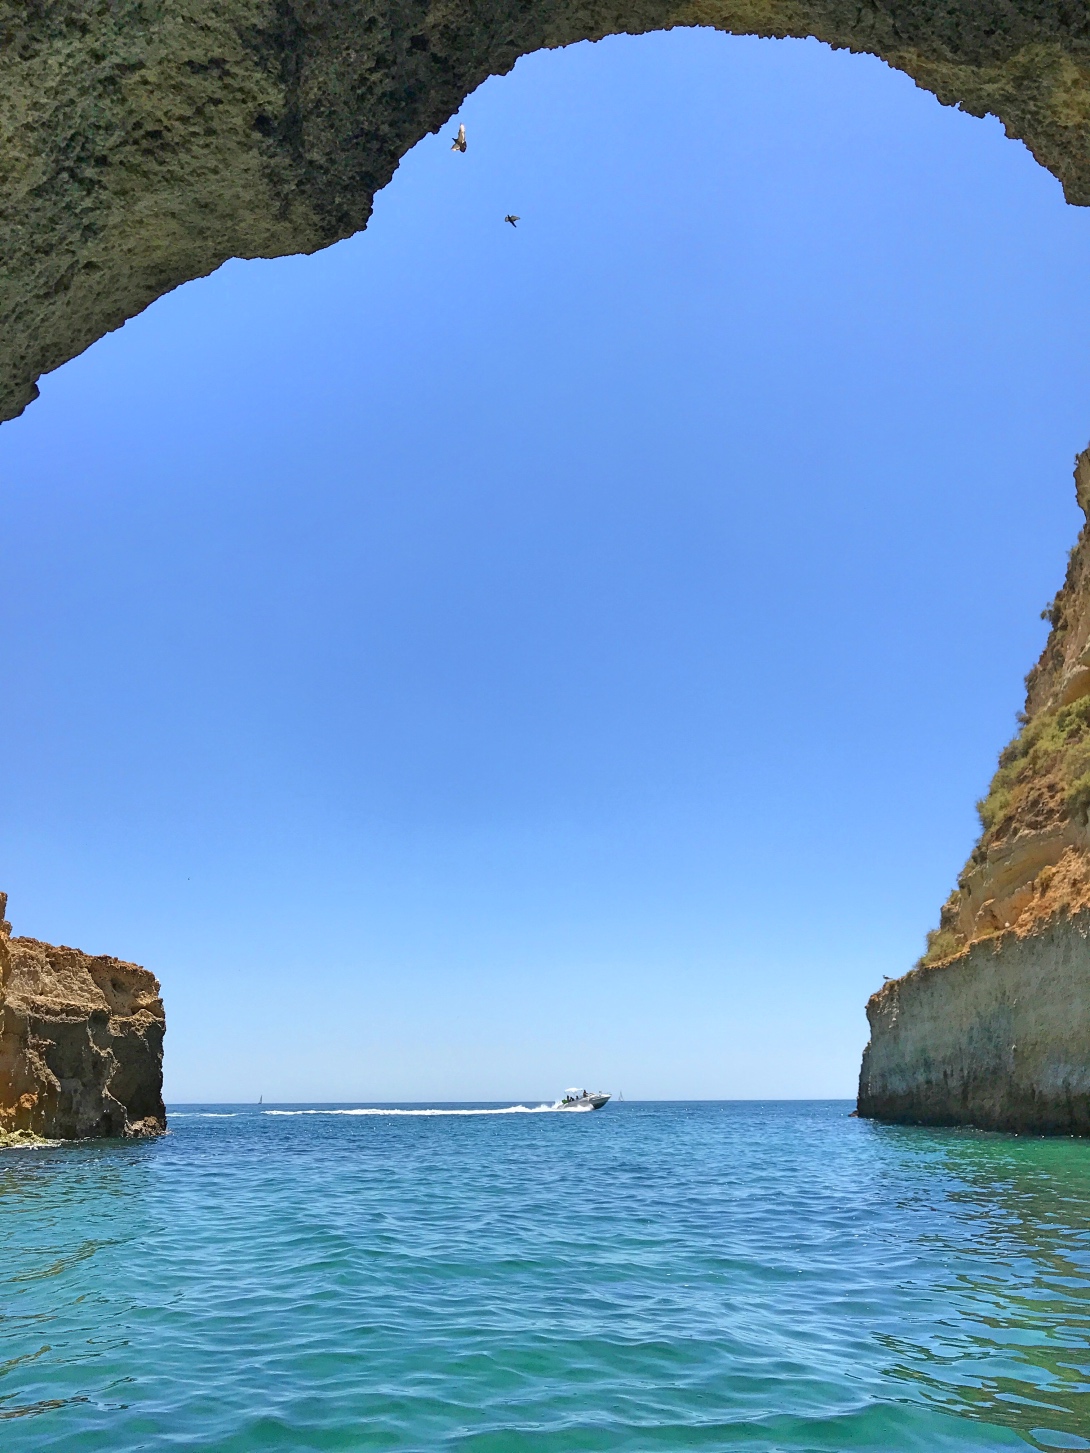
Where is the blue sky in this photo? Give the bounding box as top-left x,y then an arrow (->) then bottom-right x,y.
2,30 -> 1089,1102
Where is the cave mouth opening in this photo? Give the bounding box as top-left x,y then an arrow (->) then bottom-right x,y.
3,23 -> 1090,1106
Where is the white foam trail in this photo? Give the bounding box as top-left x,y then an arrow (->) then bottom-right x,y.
169,1113 -> 242,1118
262,1104 -> 585,1117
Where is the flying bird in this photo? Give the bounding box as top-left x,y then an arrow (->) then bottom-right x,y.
451,124 -> 466,152
505,214 -> 520,226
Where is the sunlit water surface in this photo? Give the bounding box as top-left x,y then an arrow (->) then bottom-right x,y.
2,1101 -> 1089,1450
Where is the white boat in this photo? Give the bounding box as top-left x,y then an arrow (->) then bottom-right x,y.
557,1088 -> 611,1111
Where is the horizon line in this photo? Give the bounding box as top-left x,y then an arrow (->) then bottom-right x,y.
165,1096 -> 859,1105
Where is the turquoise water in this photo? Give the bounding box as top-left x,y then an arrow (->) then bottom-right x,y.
2,1102 -> 1090,1450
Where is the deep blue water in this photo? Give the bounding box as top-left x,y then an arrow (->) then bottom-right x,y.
2,1101 -> 1090,1449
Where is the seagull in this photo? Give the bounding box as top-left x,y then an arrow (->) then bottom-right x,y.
505,214 -> 519,226
451,124 -> 466,152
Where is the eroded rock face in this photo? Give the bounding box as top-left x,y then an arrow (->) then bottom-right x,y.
859,911 -> 1090,1134
3,0 -> 1090,423
859,446 -> 1090,1133
0,894 -> 166,1139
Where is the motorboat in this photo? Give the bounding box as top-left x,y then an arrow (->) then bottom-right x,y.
557,1088 -> 611,1111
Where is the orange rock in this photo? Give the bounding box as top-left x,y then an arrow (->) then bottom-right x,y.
0,893 -> 165,1140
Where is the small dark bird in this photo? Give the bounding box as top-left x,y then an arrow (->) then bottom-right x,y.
451,124 -> 466,153
505,214 -> 520,227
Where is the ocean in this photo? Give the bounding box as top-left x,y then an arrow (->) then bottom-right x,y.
1,1100 -> 1088,1450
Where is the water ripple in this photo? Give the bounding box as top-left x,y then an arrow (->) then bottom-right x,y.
1,1103 -> 1088,1448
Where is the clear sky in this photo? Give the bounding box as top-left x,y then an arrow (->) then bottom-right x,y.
3,30 -> 1089,1103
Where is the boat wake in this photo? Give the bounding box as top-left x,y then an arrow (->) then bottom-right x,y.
262,1104 -> 586,1117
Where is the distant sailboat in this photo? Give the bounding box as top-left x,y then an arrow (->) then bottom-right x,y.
259,1095 -> 263,1105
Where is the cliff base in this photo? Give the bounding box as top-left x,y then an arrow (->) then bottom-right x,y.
859,910 -> 1090,1135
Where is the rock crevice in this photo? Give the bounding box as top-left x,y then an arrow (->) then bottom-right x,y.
0,894 -> 166,1140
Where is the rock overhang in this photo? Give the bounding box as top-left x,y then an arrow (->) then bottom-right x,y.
2,0 -> 1090,424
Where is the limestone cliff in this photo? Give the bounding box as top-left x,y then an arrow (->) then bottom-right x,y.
859,446 -> 1090,1132
0,894 -> 166,1140
3,0 -> 1090,424
859,911 -> 1090,1134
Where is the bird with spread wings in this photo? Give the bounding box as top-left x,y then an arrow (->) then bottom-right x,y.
451,124 -> 466,153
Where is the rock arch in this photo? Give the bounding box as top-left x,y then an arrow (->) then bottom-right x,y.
7,0 -> 1090,1133
2,0 -> 1090,423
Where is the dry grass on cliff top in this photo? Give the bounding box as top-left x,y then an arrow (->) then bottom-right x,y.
917,695 -> 1090,967
920,847 -> 1090,969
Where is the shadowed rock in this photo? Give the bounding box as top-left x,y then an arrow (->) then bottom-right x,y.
0,894 -> 166,1140
2,0 -> 1090,422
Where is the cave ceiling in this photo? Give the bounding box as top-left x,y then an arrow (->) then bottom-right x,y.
2,0 -> 1089,423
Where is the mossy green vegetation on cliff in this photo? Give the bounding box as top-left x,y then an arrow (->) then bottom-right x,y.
919,450 -> 1090,968
0,1129 -> 53,1149
976,695 -> 1090,837
921,697 -> 1090,965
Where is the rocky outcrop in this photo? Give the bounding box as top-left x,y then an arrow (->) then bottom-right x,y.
0,894 -> 166,1140
859,447 -> 1090,1133
3,0 -> 1090,423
